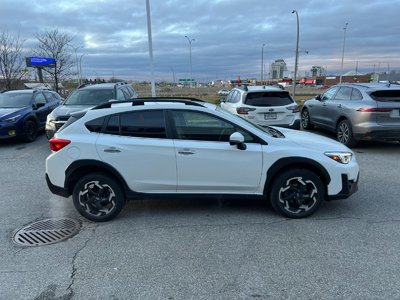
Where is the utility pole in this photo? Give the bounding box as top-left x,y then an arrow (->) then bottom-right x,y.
146,0 -> 156,96
292,10 -> 299,100
261,43 -> 266,84
339,22 -> 349,84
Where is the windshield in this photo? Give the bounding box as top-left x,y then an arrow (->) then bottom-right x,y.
0,93 -> 32,108
64,89 -> 115,106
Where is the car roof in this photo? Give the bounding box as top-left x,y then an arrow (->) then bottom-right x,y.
2,89 -> 35,94
340,83 -> 400,91
78,82 -> 130,90
234,85 -> 284,92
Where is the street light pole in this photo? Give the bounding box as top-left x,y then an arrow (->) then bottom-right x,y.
261,43 -> 266,84
185,35 -> 195,87
339,22 -> 349,84
292,10 -> 299,101
146,0 -> 156,96
68,45 -> 81,86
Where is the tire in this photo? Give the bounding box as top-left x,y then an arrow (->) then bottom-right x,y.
22,120 -> 38,142
337,119 -> 358,148
301,108 -> 314,130
269,169 -> 325,218
72,173 -> 125,222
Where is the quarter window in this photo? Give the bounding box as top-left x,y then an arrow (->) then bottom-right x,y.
35,93 -> 47,105
351,88 -> 363,100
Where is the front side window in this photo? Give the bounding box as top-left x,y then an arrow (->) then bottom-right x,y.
171,110 -> 254,142
321,87 -> 339,101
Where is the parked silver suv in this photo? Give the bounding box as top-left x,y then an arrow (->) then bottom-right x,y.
301,83 -> 400,147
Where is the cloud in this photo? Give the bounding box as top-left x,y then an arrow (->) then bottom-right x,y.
1,0 -> 399,81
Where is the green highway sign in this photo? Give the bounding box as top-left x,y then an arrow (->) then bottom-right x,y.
178,78 -> 194,82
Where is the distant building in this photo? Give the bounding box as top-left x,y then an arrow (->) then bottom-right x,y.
311,66 -> 326,77
270,59 -> 287,79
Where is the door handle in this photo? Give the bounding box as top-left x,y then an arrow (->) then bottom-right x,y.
337,104 -> 342,108
178,149 -> 194,155
104,148 -> 121,153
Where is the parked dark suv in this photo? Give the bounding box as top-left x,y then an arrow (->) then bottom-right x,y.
0,89 -> 61,142
45,82 -> 137,139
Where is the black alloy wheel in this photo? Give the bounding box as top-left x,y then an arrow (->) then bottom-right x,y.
301,108 -> 314,130
270,169 -> 324,218
23,120 -> 38,142
72,173 -> 125,222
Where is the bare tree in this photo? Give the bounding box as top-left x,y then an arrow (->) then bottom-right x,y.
34,29 -> 74,93
0,29 -> 25,90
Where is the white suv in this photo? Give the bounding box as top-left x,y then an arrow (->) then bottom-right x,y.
220,85 -> 300,129
46,98 -> 359,222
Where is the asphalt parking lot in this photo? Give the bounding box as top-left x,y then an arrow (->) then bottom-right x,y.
1,132 -> 400,299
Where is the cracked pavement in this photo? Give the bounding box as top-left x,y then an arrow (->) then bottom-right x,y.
1,135 -> 400,299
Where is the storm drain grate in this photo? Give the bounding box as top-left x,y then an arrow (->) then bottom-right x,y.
13,218 -> 81,247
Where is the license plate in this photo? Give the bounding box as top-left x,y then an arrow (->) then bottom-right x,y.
264,113 -> 277,120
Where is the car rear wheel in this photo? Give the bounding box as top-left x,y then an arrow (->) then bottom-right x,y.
22,120 -> 38,142
301,108 -> 314,130
72,173 -> 125,222
269,169 -> 324,218
337,119 -> 358,148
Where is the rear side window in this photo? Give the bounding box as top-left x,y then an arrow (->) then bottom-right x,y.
369,90 -> 400,102
120,110 -> 166,138
245,92 -> 293,106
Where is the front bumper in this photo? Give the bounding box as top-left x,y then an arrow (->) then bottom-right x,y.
327,173 -> 359,200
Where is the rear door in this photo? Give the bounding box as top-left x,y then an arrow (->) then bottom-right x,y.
370,89 -> 400,125
96,109 -> 177,193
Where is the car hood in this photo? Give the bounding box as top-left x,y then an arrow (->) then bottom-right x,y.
51,105 -> 93,117
0,107 -> 25,119
276,127 -> 352,152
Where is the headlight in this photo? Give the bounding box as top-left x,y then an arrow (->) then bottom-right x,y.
3,114 -> 21,122
325,152 -> 353,164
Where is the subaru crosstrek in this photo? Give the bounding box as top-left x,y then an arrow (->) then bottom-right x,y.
0,89 -> 61,142
46,98 -> 359,222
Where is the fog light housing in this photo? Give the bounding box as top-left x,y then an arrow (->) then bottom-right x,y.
8,130 -> 16,137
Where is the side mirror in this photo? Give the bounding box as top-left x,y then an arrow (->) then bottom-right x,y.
229,132 -> 247,150
220,97 -> 226,103
315,94 -> 321,101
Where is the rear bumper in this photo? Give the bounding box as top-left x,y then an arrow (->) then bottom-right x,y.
46,173 -> 70,198
327,173 -> 359,201
354,129 -> 400,141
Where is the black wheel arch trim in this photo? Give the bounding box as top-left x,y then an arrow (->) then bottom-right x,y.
64,160 -> 131,197
264,157 -> 331,195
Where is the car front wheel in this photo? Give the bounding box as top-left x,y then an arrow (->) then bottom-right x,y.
23,120 -> 38,142
72,173 -> 125,222
269,169 -> 324,218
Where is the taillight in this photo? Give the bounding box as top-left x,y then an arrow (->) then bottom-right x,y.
49,138 -> 71,151
357,108 -> 392,113
236,107 -> 256,115
286,105 -> 300,113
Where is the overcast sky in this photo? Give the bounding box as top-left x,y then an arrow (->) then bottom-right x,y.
1,0 -> 399,81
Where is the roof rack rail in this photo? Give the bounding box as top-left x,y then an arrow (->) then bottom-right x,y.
92,97 -> 205,110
